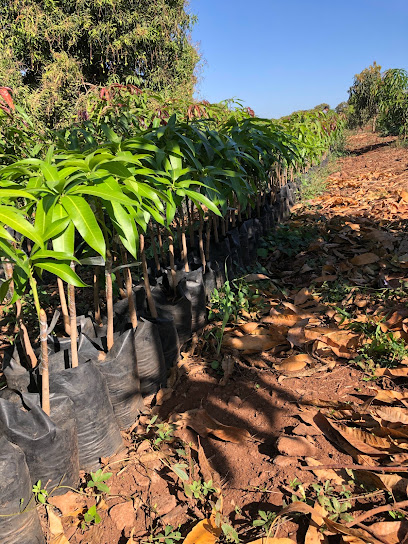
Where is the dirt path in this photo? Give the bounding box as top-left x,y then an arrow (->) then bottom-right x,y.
41,131 -> 408,543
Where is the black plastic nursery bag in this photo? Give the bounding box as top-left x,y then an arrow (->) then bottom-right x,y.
0,437 -> 45,544
49,360 -> 123,471
0,392 -> 79,494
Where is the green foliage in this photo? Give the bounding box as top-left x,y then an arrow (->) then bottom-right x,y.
146,415 -> 176,447
252,510 -> 277,534
87,469 -> 113,494
81,504 -> 101,531
348,63 -> 408,137
378,69 -> 408,137
143,525 -> 182,544
260,223 -> 320,257
32,480 -> 48,504
348,62 -> 382,129
0,0 -> 199,126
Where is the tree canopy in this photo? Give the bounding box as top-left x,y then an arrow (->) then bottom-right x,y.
0,0 -> 199,126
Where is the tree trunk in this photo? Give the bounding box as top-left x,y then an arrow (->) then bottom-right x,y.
40,309 -> 50,416
69,262 -> 79,368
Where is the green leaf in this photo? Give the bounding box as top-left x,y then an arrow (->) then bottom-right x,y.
0,278 -> 12,304
183,190 -> 222,217
40,163 -> 60,189
96,482 -> 110,493
52,204 -> 74,254
0,189 -> 37,201
0,226 -> 14,241
31,250 -> 77,262
43,216 -> 71,242
34,262 -> 88,287
171,463 -> 189,481
105,202 -> 138,259
61,195 -> 105,258
0,206 -> 44,247
96,161 -> 132,179
70,184 -> 137,207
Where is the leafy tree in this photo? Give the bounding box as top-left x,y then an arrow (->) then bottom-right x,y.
378,69 -> 408,138
348,62 -> 382,131
0,0 -> 199,127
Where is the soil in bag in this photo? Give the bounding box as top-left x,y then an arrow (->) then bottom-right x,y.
239,222 -> 250,267
145,316 -> 179,371
133,319 -> 167,395
2,342 -> 38,393
151,284 -> 192,346
177,268 -> 207,332
46,331 -> 145,430
95,328 -> 146,429
0,437 -> 45,544
0,392 -> 79,494
112,285 -> 146,323
226,228 -> 242,267
49,360 -> 123,471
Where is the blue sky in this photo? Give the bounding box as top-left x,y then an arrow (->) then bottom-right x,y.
189,0 -> 408,118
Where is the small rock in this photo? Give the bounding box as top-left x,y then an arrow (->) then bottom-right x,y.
161,505 -> 189,526
109,501 -> 136,530
276,435 -> 317,457
151,493 -> 177,517
273,455 -> 298,467
228,395 -> 242,407
292,423 -> 321,437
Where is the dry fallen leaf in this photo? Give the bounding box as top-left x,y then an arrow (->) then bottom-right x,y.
48,491 -> 87,517
274,353 -> 313,372
172,408 -> 251,443
327,418 -> 398,455
183,517 -> 221,544
305,457 -> 345,486
376,367 -> 408,377
367,520 -> 408,544
371,406 -> 408,425
248,536 -> 296,544
197,439 -> 221,490
349,252 -> 380,266
294,287 -> 313,306
372,390 -> 408,404
222,334 -> 285,352
305,500 -> 329,544
47,506 -> 70,544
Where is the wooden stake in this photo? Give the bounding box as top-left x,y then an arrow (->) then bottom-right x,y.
168,232 -> 177,297
4,261 -> 37,368
93,266 -> 102,327
176,218 -> 183,261
198,215 -> 206,270
69,262 -> 79,368
188,200 -> 195,248
140,234 -> 158,318
113,238 -> 126,299
156,224 -> 166,265
205,215 -> 211,263
213,214 -> 219,243
57,277 -> 71,335
181,214 -> 189,273
106,252 -> 114,351
149,222 -> 161,272
221,216 -> 226,237
16,300 -> 37,368
122,249 -> 137,329
40,309 -> 50,416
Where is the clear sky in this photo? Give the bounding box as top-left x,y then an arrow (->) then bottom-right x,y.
189,0 -> 408,119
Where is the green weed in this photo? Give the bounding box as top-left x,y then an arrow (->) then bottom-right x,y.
86,469 -> 113,494
260,224 -> 321,258
81,504 -> 101,531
